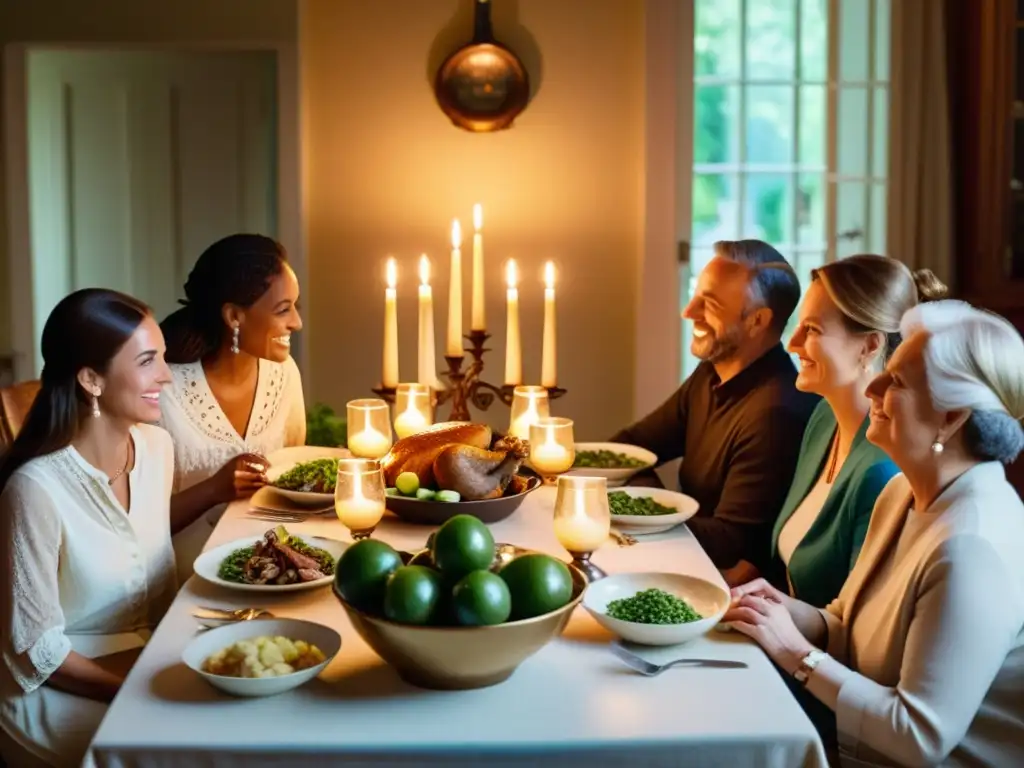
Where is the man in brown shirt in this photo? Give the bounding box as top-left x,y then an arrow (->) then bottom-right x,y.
612,240 -> 818,581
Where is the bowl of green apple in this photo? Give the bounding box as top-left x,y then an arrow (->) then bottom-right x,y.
384,470 -> 541,526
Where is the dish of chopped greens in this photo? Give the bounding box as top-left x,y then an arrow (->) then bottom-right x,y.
573,449 -> 648,469
216,526 -> 338,586
608,491 -> 677,517
605,588 -> 703,625
271,457 -> 340,494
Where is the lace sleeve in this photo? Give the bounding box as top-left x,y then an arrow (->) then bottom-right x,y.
283,355 -> 307,447
0,473 -> 72,693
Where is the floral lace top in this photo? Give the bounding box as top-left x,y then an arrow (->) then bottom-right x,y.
158,356 -> 306,494
0,424 -> 178,698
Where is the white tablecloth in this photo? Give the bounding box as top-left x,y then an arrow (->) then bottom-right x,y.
87,486 -> 828,768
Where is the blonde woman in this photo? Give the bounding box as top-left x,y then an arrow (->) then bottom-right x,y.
769,256 -> 946,608
726,300 -> 1024,766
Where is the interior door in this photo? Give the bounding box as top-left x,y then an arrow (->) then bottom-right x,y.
23,49 -> 278,374
681,0 -> 890,378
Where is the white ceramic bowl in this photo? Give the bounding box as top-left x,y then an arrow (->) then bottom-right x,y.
183,618 -> 341,697
194,535 -> 348,593
608,487 -> 700,534
583,572 -> 729,646
266,446 -> 351,506
567,442 -> 657,487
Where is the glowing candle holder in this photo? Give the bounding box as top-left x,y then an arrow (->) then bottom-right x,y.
553,475 -> 610,582
508,385 -> 551,440
334,458 -> 386,540
346,399 -> 393,459
392,383 -> 433,440
529,417 -> 575,484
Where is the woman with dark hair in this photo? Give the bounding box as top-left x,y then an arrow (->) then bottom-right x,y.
0,289 -> 178,767
158,234 -> 306,578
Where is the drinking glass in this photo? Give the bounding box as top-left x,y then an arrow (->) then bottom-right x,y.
528,417 -> 575,483
334,458 -> 386,540
553,475 -> 610,582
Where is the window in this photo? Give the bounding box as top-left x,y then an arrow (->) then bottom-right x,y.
681,0 -> 890,377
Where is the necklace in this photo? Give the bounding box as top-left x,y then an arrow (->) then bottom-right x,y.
108,439 -> 133,485
824,431 -> 841,484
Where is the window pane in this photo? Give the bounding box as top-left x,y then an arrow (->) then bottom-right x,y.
797,173 -> 826,246
838,0 -> 870,82
798,85 -> 826,165
696,0 -> 742,78
746,86 -> 795,163
838,87 -> 869,176
745,0 -> 797,81
792,250 -> 826,303
800,0 -> 828,81
837,181 -> 867,257
872,87 -> 888,179
742,173 -> 795,245
692,174 -> 739,246
870,182 -> 887,253
694,85 -> 740,165
874,0 -> 890,81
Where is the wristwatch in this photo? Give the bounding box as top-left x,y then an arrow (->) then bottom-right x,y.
793,649 -> 828,685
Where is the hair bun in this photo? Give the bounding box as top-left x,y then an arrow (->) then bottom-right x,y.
913,269 -> 949,302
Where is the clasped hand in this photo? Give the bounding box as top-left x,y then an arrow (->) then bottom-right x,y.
722,578 -> 815,675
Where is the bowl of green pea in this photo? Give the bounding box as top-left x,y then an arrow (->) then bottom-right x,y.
582,572 -> 729,646
608,487 -> 699,535
567,442 -> 657,487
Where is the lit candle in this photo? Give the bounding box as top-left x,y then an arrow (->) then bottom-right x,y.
509,386 -> 549,439
382,258 -> 399,388
348,425 -> 392,459
393,403 -> 430,441
554,514 -> 610,553
335,471 -> 385,530
541,261 -> 557,388
471,204 -> 486,331
446,219 -> 463,357
532,440 -> 571,474
417,255 -> 438,389
504,259 -> 522,386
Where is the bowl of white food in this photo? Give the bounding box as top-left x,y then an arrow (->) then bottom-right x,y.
183,618 -> 341,697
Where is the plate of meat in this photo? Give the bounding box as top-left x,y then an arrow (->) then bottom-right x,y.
379,422 -> 541,525
194,526 -> 347,593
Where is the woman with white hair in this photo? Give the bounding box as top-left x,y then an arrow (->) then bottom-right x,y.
724,300 -> 1024,767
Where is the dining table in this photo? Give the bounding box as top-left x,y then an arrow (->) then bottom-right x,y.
86,483 -> 829,768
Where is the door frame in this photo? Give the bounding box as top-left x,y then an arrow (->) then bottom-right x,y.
633,0 -> 693,419
3,40 -> 305,382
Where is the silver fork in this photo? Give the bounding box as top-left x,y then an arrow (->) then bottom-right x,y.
609,529 -> 638,547
610,640 -> 747,674
194,606 -> 274,621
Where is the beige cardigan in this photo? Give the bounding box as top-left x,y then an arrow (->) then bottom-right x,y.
805,462 -> 1024,767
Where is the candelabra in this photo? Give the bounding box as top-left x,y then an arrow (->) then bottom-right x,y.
372,330 -> 566,422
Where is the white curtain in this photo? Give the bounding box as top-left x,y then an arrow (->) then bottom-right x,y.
885,0 -> 954,287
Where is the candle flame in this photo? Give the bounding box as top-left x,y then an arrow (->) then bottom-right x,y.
419,254 -> 430,286
386,257 -> 397,289
473,203 -> 483,231
505,259 -> 518,288
451,219 -> 462,249
544,261 -> 556,289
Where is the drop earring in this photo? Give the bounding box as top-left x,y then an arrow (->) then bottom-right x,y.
231,324 -> 240,355
930,439 -> 945,454
92,392 -> 101,418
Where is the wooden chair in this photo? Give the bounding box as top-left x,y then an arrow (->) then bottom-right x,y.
0,380 -> 41,452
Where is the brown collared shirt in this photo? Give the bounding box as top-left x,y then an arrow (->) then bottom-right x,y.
611,344 -> 819,569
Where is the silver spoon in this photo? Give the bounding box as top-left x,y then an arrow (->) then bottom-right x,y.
194,607 -> 274,621
610,640 -> 747,674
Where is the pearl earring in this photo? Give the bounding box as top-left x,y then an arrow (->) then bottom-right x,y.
930,440 -> 944,454
231,324 -> 240,355
92,393 -> 101,419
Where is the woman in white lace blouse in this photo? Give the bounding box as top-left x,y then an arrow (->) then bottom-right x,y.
0,289 -> 187,767
158,234 -> 306,579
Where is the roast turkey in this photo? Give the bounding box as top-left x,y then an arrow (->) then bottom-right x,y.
380,422 -> 529,501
